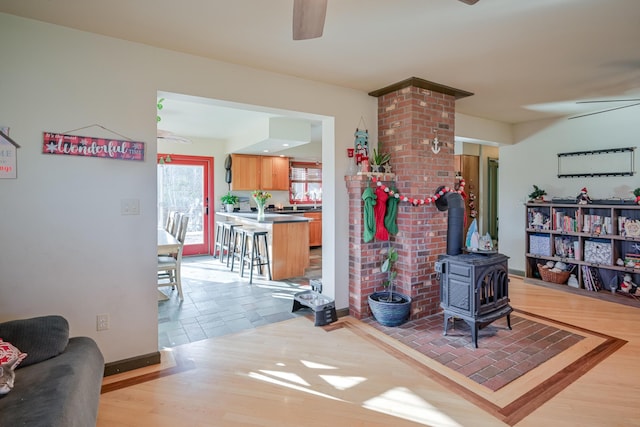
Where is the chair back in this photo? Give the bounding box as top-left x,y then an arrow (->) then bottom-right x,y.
170,213 -> 183,236
165,211 -> 177,232
175,215 -> 189,245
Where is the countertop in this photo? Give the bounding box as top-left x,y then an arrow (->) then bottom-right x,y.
216,212 -> 311,224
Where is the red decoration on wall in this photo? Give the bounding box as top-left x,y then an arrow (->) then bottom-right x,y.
42,132 -> 145,161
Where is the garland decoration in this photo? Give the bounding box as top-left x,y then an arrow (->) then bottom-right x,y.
371,176 -> 466,206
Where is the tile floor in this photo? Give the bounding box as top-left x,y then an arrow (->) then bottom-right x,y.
158,248 -> 322,349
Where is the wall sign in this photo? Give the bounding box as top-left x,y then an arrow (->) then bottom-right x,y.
42,132 -> 145,161
0,130 -> 19,179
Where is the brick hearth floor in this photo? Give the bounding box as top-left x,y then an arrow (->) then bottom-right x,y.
364,312 -> 584,391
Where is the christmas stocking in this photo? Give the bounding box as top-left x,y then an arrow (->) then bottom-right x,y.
374,186 -> 389,241
362,187 -> 377,243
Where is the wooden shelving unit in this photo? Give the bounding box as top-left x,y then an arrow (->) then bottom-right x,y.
524,201 -> 640,307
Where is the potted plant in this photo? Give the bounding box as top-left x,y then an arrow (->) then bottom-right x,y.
370,148 -> 391,173
528,185 -> 547,202
221,192 -> 239,212
368,242 -> 412,326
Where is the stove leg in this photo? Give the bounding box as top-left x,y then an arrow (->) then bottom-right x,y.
506,314 -> 512,330
472,325 -> 479,348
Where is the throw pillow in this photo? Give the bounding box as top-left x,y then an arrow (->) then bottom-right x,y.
0,339 -> 27,395
0,315 -> 69,368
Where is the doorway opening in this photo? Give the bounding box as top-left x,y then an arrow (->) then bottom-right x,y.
156,91 -> 334,348
487,157 -> 499,240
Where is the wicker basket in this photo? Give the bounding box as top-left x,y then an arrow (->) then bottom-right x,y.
537,264 -> 571,284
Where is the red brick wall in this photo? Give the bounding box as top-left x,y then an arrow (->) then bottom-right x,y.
347,85 -> 457,320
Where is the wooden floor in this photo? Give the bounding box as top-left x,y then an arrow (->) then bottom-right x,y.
98,276 -> 640,426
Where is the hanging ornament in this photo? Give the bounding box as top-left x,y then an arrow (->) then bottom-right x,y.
431,130 -> 441,154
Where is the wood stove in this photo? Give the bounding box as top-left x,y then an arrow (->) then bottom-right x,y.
436,253 -> 512,348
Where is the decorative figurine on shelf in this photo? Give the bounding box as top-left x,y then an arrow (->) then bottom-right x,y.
576,187 -> 592,205
633,188 -> 640,205
528,185 -> 547,202
620,274 -> 639,295
531,211 -> 545,228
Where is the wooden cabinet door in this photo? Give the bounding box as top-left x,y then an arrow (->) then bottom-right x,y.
304,212 -> 322,246
455,154 -> 479,238
231,154 -> 261,191
261,156 -> 290,191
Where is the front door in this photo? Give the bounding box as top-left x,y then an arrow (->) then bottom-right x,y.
157,154 -> 213,255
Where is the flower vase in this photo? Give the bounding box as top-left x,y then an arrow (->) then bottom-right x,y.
256,204 -> 265,220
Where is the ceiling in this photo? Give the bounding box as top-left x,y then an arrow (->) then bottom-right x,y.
2,0 -> 640,144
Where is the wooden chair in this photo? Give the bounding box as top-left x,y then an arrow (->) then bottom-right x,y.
170,213 -> 183,237
158,215 -> 189,300
159,212 -> 182,257
164,211 -> 177,233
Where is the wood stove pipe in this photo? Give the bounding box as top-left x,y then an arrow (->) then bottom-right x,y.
434,187 -> 465,255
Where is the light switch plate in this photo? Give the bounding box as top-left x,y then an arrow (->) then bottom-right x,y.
121,198 -> 140,215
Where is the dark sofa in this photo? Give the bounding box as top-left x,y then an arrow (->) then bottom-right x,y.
0,315 -> 104,427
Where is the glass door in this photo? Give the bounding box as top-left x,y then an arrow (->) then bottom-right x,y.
157,154 -> 213,256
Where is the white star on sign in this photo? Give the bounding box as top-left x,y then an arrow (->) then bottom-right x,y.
46,141 -> 58,153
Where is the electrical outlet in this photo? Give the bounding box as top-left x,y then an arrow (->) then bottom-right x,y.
97,314 -> 109,331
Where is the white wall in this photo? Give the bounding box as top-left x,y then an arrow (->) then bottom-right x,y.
499,107 -> 640,274
456,112 -> 514,145
0,13 -> 377,363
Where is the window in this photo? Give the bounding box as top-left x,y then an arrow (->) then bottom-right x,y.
289,161 -> 322,204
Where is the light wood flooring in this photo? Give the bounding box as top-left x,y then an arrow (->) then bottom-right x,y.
98,276 -> 640,426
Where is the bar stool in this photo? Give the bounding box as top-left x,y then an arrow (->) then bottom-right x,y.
220,222 -> 241,264
226,223 -> 244,269
230,227 -> 248,273
240,228 -> 272,284
214,221 -> 225,259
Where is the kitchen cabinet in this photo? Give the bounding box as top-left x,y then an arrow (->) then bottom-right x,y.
231,154 -> 289,191
231,154 -> 261,191
261,156 -> 290,191
304,211 -> 322,246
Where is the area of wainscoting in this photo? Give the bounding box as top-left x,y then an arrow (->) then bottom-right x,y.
157,247 -> 322,349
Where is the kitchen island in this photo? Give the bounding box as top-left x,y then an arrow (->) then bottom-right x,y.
216,212 -> 310,280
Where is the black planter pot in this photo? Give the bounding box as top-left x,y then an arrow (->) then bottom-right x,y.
368,291 -> 412,327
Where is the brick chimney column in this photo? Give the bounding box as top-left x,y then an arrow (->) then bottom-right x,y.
347,78 -> 472,320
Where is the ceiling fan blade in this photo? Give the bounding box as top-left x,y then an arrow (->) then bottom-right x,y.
458,0 -> 480,4
293,0 -> 327,40
157,129 -> 192,144
577,98 -> 640,104
569,102 -> 640,120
